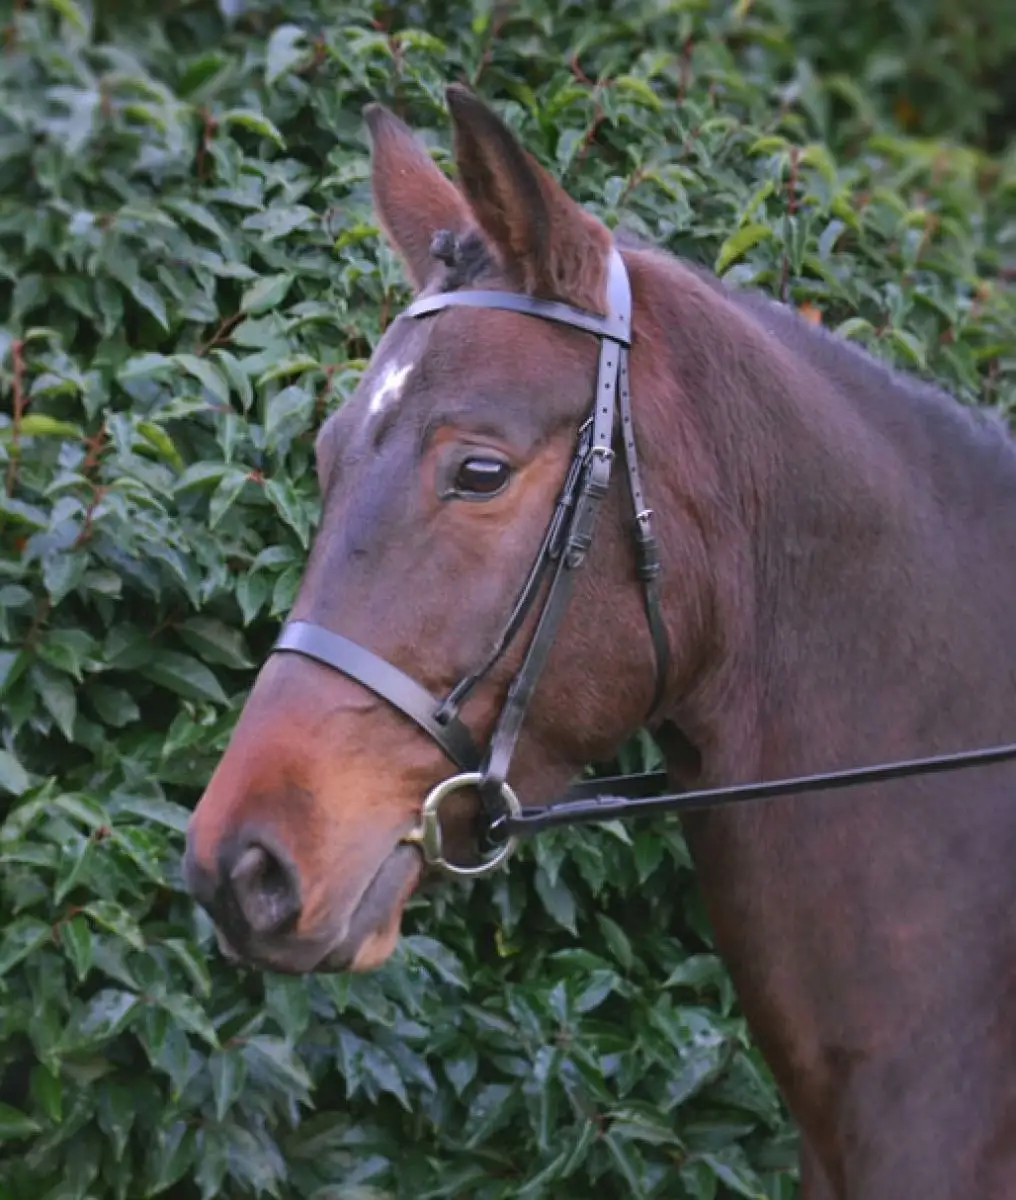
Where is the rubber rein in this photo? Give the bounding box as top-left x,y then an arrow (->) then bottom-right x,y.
270,246 -> 1016,878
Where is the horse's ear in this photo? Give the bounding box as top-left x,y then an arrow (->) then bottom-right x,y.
445,84 -> 611,307
364,103 -> 471,289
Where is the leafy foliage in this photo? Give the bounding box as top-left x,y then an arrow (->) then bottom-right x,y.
0,0 -> 1013,1196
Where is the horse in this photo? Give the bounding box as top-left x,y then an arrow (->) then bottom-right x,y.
183,85 -> 1016,1198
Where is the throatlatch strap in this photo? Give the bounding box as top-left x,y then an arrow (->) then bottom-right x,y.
618,352 -> 669,716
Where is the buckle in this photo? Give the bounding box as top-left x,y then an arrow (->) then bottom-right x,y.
400,772 -> 522,879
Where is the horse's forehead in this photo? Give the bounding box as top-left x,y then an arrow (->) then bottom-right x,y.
323,303 -> 598,462
354,318 -> 433,426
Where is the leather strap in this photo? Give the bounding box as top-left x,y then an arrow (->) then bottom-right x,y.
509,742 -> 1016,835
404,284 -> 632,345
435,424 -> 592,722
618,351 -> 670,716
468,254 -> 633,839
272,623 -> 481,771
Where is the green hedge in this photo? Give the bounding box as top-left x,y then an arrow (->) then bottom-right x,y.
0,1 -> 1013,1197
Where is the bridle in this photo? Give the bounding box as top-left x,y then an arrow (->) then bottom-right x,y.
270,244 -> 1016,879
272,246 -> 668,875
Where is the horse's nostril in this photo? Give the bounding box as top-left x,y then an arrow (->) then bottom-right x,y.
228,841 -> 301,936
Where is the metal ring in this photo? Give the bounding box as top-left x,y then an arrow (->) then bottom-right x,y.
401,772 -> 521,879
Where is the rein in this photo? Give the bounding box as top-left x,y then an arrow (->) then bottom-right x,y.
508,741 -> 1016,835
270,245 -> 1016,878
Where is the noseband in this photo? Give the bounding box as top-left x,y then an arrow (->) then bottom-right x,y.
271,247 -> 670,876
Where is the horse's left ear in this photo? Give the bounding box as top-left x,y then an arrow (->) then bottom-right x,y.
445,84 -> 612,308
365,102 -> 471,289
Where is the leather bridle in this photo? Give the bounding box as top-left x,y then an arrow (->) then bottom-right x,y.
272,247 -> 669,876
270,245 -> 1016,878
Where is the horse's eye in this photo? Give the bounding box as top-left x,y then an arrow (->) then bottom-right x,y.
453,456 -> 511,498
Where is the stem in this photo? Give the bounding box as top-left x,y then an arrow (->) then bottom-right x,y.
5,338 -> 26,496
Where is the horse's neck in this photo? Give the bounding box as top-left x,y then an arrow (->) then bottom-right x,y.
639,256 -> 1016,785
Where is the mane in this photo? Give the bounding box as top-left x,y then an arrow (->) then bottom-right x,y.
616,230 -> 1016,498
723,277 -> 1015,458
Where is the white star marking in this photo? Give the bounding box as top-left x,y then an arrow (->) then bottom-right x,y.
367,360 -> 413,417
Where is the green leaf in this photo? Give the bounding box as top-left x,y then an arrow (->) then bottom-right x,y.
242,205 -> 315,241
403,935 -> 468,989
60,914 -> 94,981
54,836 -> 93,904
264,383 -> 314,452
360,1044 -> 410,1110
596,913 -> 635,970
54,792 -> 109,830
886,327 -> 927,369
43,0 -> 89,30
162,938 -> 213,998
715,224 -> 773,274
171,354 -> 231,406
0,494 -> 49,529
0,917 -> 51,976
534,871 -> 578,934
144,1120 -> 196,1197
37,628 -> 96,681
266,23 -> 310,83
256,354 -> 320,386
836,316 -> 876,341
209,1051 -> 246,1121
67,988 -> 141,1047
0,748 -> 30,795
86,683 -> 141,728
0,1103 -> 41,1141
265,477 -> 312,547
242,1036 -> 312,1097
615,74 -> 663,111
177,616 -> 253,669
35,668 -> 77,739
140,650 -> 228,704
603,1132 -> 649,1198
696,1150 -> 766,1198
240,273 -> 295,315
125,276 -> 169,331
442,1046 -> 477,1097
156,993 -> 220,1048
96,1080 -> 137,1162
208,468 -> 251,528
43,552 -> 88,604
194,1128 -> 230,1200
264,973 -> 311,1039
174,461 -> 232,493
29,1064 -> 63,1123
112,794 -> 192,834
17,414 -> 83,438
137,420 -> 184,468
235,570 -> 269,625
219,108 -> 286,148
83,900 -> 146,952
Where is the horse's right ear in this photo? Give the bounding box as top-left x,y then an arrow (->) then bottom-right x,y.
364,104 -> 471,289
